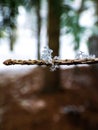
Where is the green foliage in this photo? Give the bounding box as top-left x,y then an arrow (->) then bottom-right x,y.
61,1 -> 86,50
0,0 -> 97,52
0,0 -> 36,50
0,1 -> 19,32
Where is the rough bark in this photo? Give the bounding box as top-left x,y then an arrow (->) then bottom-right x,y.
3,58 -> 98,66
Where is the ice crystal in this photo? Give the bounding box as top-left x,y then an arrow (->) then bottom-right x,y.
41,46 -> 53,63
75,51 -> 95,59
50,64 -> 59,71
53,56 -> 60,60
41,46 -> 59,71
50,56 -> 60,71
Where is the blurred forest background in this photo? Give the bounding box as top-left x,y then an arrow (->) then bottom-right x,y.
0,0 -> 98,130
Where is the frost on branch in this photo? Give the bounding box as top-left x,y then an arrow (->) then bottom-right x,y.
3,48 -> 98,67
41,46 -> 59,71
75,51 -> 95,59
41,46 -> 53,63
50,56 -> 60,71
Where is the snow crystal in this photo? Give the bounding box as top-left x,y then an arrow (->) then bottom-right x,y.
41,46 -> 53,63
41,45 -> 59,71
75,51 -> 95,59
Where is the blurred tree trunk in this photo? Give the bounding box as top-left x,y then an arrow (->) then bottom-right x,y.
9,27 -> 16,51
48,0 -> 61,56
43,0 -> 62,93
88,36 -> 98,57
88,0 -> 98,69
9,8 -> 17,51
36,0 -> 41,59
9,5 -> 17,51
88,35 -> 98,69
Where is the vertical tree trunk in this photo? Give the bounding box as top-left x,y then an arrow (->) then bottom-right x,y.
9,6 -> 16,51
9,28 -> 16,51
88,35 -> 98,69
43,0 -> 62,93
88,36 -> 98,57
48,0 -> 60,57
88,0 -> 98,69
36,0 -> 41,59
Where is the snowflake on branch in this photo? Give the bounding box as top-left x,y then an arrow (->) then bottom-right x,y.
41,45 -> 59,71
3,47 -> 97,69
41,46 -> 53,64
75,51 -> 95,59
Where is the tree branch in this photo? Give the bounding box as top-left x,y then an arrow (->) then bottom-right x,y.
3,58 -> 98,66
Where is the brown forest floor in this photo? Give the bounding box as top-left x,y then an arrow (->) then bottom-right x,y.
0,65 -> 98,130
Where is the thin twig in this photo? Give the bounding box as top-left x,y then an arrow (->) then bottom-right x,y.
3,58 -> 98,66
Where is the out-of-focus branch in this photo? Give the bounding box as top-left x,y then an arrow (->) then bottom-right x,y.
3,58 -> 98,66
